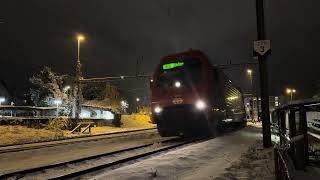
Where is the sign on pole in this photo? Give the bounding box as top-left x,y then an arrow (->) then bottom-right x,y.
254,40 -> 271,56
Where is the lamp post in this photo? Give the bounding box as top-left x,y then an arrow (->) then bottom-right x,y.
286,88 -> 296,101
246,69 -> 254,121
136,97 -> 140,113
75,35 -> 85,120
77,35 -> 85,67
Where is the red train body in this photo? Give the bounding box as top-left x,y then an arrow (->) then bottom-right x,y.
150,50 -> 246,136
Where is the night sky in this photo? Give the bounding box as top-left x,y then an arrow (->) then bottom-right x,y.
1,0 -> 320,99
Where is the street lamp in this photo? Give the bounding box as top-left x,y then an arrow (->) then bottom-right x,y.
75,34 -> 85,121
246,69 -> 253,89
0,97 -> 5,105
136,97 -> 140,113
77,35 -> 85,64
286,88 -> 296,101
246,69 -> 254,121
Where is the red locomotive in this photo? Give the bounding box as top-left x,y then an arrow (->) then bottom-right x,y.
150,50 -> 246,137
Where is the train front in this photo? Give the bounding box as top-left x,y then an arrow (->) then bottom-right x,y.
150,51 -> 210,137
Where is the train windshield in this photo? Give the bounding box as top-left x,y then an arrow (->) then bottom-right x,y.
157,58 -> 202,88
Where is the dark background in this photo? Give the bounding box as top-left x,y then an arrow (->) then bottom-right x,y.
1,0 -> 320,100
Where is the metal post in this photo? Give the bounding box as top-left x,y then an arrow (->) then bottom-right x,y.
288,110 -> 296,164
256,72 -> 260,121
256,79 -> 260,121
256,0 -> 272,147
75,39 -> 83,121
279,110 -> 286,146
299,107 -> 309,165
249,73 -> 255,122
274,147 -> 280,180
247,72 -> 255,123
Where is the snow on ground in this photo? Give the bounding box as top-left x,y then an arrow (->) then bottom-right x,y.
0,114 -> 155,146
121,114 -> 155,128
89,126 -> 274,180
0,125 -> 64,146
214,141 -> 274,180
89,114 -> 155,135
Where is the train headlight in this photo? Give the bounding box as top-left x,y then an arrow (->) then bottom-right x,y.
174,81 -> 181,88
195,100 -> 206,110
154,106 -> 163,114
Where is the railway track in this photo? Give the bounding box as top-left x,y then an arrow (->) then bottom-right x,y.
0,128 -> 157,154
0,136 -> 205,180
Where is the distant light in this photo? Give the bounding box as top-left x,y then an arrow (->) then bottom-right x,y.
77,35 -> 85,41
247,69 -> 252,75
222,119 -> 233,122
286,88 -> 292,94
286,88 -> 297,94
150,79 -> 154,83
154,106 -> 162,114
120,100 -> 129,109
120,76 -> 124,79
136,97 -> 140,102
174,81 -> 181,88
195,100 -> 206,110
53,99 -> 62,105
0,97 -> 5,104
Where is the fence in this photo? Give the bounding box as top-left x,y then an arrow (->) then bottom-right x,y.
272,98 -> 320,179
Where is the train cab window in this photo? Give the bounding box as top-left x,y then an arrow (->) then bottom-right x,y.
157,58 -> 202,88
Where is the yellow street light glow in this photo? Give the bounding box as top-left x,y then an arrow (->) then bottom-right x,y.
136,97 -> 140,102
286,88 -> 296,94
246,69 -> 252,75
286,88 -> 292,94
77,35 -> 85,41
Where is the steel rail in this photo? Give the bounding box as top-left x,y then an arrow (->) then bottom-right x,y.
0,136 -> 189,179
51,138 -> 193,180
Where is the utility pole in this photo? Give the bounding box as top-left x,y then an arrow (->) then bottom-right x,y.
255,0 -> 272,147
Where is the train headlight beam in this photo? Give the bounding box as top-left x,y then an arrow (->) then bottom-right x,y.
154,106 -> 163,114
195,100 -> 206,110
174,81 -> 181,88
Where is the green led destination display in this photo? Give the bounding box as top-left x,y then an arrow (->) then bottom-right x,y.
162,62 -> 184,70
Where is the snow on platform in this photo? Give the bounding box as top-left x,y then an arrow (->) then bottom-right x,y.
89,127 -> 273,180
